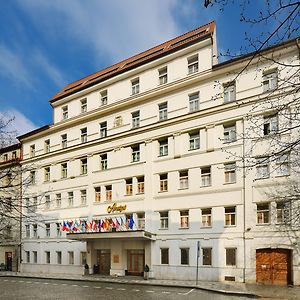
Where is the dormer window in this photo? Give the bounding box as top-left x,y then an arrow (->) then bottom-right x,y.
158,67 -> 168,85
100,90 -> 108,106
62,106 -> 68,120
131,78 -> 140,95
187,55 -> 198,74
80,98 -> 87,113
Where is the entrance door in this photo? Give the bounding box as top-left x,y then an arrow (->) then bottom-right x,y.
127,250 -> 144,276
97,250 -> 111,275
5,252 -> 12,271
256,249 -> 291,285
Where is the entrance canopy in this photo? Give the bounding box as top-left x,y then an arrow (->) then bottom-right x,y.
67,230 -> 155,241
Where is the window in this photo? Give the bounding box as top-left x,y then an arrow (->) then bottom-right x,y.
46,251 -> 50,264
62,106 -> 68,120
225,207 -> 236,226
56,223 -> 61,237
180,210 -> 189,228
181,248 -> 189,265
161,248 -> 169,264
132,111 -> 140,128
56,194 -> 61,208
12,151 -> 17,159
189,132 -> 200,150
44,139 -> 50,153
137,213 -> 145,229
256,203 -> 270,224
45,195 -> 50,210
202,248 -> 212,266
61,163 -> 68,178
30,145 -> 35,157
276,202 -> 291,224
44,167 -> 50,182
224,163 -> 236,184
263,114 -> 278,135
276,154 -> 289,176
100,154 -> 108,170
160,212 -> 168,229
46,223 -> 50,237
3,153 -> 8,161
137,176 -> 145,194
159,139 -> 168,156
256,157 -> 269,179
32,197 -> 37,212
125,178 -> 133,196
25,251 -> 30,263
61,134 -> 67,149
95,187 -> 101,202
80,98 -> 87,113
188,55 -> 199,74
30,171 -> 36,184
114,116 -> 123,127
81,127 -> 87,143
100,121 -> 107,138
223,82 -> 236,103
68,192 -> 74,207
57,251 -> 62,264
68,251 -> 74,265
131,145 -> 140,162
25,225 -> 30,238
131,78 -> 140,95
81,252 -> 87,265
33,251 -> 37,264
226,248 -> 236,266
189,92 -> 199,112
224,123 -> 236,143
105,185 -> 112,201
80,158 -> 88,175
100,90 -> 108,106
33,224 -> 37,238
179,170 -> 189,189
158,102 -> 168,120
158,67 -> 167,85
201,208 -> 212,227
159,174 -> 168,192
201,167 -> 211,187
263,69 -> 278,92
81,190 -> 87,205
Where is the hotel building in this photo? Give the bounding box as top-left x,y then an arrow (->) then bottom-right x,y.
18,22 -> 300,285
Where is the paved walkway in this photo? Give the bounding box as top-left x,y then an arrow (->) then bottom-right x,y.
0,271 -> 299,299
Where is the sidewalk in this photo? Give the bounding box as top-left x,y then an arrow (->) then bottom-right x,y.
0,271 -> 299,299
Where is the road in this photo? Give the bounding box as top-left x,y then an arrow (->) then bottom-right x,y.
0,277 -> 253,300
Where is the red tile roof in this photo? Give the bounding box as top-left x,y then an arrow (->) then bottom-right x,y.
50,21 -> 215,103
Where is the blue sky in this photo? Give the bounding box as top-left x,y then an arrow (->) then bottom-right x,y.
0,0 -> 292,136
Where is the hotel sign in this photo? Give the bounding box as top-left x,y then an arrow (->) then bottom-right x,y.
107,203 -> 127,214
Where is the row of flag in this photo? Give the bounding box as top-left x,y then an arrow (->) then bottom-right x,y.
61,215 -> 135,233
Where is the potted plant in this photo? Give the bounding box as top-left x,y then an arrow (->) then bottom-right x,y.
144,264 -> 150,280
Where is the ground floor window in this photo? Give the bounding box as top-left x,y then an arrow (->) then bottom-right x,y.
180,248 -> 189,265
68,251 -> 74,265
161,248 -> 169,265
226,248 -> 236,266
33,251 -> 37,264
202,248 -> 212,266
81,252 -> 87,265
45,251 -> 50,264
57,251 -> 62,264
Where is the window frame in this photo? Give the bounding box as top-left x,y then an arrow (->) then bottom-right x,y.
263,69 -> 278,92
131,78 -> 140,95
160,248 -> 169,265
223,82 -> 236,103
223,123 -> 237,143
100,122 -> 107,138
180,248 -> 189,265
189,92 -> 199,112
224,163 -> 236,184
80,98 -> 87,113
158,67 -> 168,85
159,211 -> 169,229
159,173 -> 168,192
201,208 -> 212,227
131,111 -> 140,128
201,167 -> 211,187
189,132 -> 200,150
159,139 -> 168,157
180,210 -> 189,229
256,203 -> 270,225
100,90 -> 108,106
158,102 -> 168,121
202,248 -> 212,266
187,54 -> 199,74
225,248 -> 237,266
225,206 -> 236,226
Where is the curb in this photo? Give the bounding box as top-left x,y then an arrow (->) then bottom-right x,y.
0,273 -> 259,298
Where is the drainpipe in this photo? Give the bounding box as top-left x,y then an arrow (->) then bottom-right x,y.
242,117 -> 246,283
18,159 -> 23,273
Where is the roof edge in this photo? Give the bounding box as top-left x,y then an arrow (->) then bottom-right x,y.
17,125 -> 51,141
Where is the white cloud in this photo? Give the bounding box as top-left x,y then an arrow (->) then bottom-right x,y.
0,109 -> 37,138
17,0 -> 180,64
0,44 -> 32,87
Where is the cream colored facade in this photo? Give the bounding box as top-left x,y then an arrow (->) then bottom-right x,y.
19,23 -> 300,284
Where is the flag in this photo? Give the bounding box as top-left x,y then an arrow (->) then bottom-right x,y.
129,215 -> 134,229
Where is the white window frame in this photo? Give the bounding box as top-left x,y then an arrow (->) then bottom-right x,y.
100,154 -> 108,170
276,201 -> 291,224
223,123 -> 236,143
62,105 -> 68,120
188,55 -> 199,74
257,203 -> 270,224
61,163 -> 68,178
189,92 -> 199,112
132,111 -> 140,128
131,145 -> 140,162
61,134 -> 67,149
44,139 -> 50,153
189,132 -> 200,150
137,176 -> 145,194
201,208 -> 212,227
160,211 -> 169,229
56,194 -> 61,208
159,139 -> 168,156
81,189 -> 87,205
80,98 -> 87,113
158,102 -> 168,121
224,163 -> 236,184
80,158 -> 88,175
179,170 -> 189,189
158,67 -> 168,85
131,78 -> 140,95
263,114 -> 278,135
100,90 -> 108,106
159,174 -> 168,192
180,210 -> 189,228
276,154 -> 289,176
68,192 -> 74,207
256,157 -> 270,179
137,213 -> 145,229
125,178 -> 133,196
100,122 -> 107,138
263,69 -> 278,92
44,167 -> 50,182
201,167 -> 211,187
81,127 -> 87,143
225,206 -> 236,226
223,82 -> 236,103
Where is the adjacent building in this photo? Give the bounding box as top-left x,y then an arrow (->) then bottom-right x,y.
0,143 -> 22,271
18,22 -> 300,285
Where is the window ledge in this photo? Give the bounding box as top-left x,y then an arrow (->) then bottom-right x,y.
256,223 -> 270,226
223,182 -> 236,185
159,228 -> 168,231
201,226 -> 212,229
178,187 -> 189,190
200,185 -> 211,188
179,227 -> 189,230
158,190 -> 168,193
224,225 -> 237,228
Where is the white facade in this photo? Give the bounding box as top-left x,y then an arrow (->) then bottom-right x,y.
19,22 -> 300,285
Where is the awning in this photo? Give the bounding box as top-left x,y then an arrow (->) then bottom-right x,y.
67,230 -> 155,241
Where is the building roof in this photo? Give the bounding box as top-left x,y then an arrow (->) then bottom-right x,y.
17,125 -> 50,141
50,21 -> 215,103
0,143 -> 21,154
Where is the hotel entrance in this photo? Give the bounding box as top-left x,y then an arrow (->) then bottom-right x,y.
127,249 -> 144,276
97,250 -> 111,275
